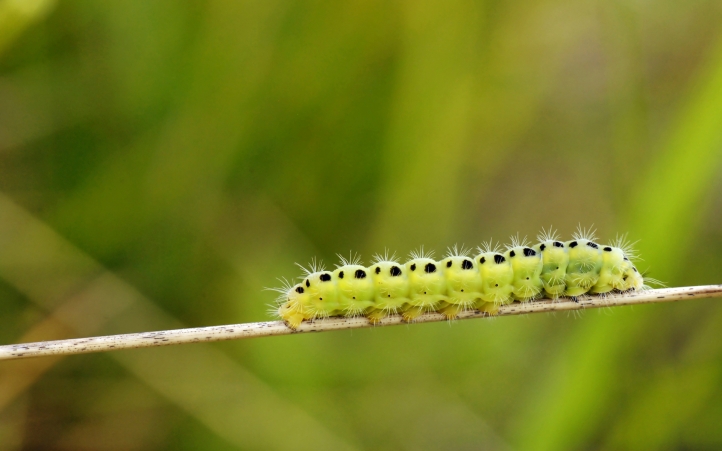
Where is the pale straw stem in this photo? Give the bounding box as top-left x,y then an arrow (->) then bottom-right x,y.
1,285 -> 720,361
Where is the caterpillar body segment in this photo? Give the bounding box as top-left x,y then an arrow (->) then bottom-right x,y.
564,239 -> 603,296
437,254 -> 485,320
366,259 -> 411,323
476,251 -> 514,305
303,270 -> 342,319
505,246 -> 543,301
534,239 -> 569,299
402,257 -> 447,322
333,265 -> 376,317
590,246 -> 626,294
273,231 -> 646,329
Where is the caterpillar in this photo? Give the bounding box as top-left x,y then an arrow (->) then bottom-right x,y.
270,228 -> 648,329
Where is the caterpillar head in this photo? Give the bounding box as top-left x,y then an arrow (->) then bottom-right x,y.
285,283 -> 310,308
476,251 -> 514,304
279,283 -> 309,328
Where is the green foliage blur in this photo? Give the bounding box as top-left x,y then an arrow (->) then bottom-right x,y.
1,0 -> 722,449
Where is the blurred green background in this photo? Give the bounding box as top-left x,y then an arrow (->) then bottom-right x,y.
1,0 -> 722,449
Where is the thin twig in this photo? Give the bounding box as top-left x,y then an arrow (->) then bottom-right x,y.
1,285 -> 720,361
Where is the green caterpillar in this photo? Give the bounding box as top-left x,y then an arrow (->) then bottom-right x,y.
272,228 -> 646,329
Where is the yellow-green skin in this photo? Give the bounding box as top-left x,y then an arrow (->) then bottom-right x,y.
303,271 -> 343,317
590,246 -> 627,294
475,252 -> 514,306
366,260 -> 411,323
438,256 -> 483,319
534,240 -> 569,298
619,258 -> 644,291
505,246 -> 543,301
278,284 -> 307,329
275,235 -> 646,328
402,258 -> 447,321
333,265 -> 376,316
565,239 -> 603,296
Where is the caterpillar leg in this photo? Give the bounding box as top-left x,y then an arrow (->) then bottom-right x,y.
368,296 -> 410,324
402,306 -> 425,322
589,285 -> 614,295
565,286 -> 591,297
477,301 -> 500,316
282,310 -> 305,329
438,303 -> 464,320
277,300 -> 306,330
544,285 -> 566,300
366,309 -> 387,325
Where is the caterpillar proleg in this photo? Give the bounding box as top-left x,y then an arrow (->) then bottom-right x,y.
270,228 -> 649,329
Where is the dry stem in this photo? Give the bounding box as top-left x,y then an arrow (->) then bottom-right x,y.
1,285 -> 720,361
